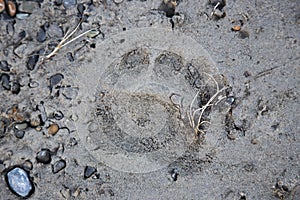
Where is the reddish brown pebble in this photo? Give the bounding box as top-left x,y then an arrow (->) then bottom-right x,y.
7,1 -> 16,17
231,25 -> 241,32
48,124 -> 59,135
0,0 -> 5,13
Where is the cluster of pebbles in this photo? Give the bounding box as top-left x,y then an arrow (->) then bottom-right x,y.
1,103 -> 67,197
0,0 -> 79,19
0,0 -> 234,198
0,0 -> 99,198
0,0 -> 16,17
0,0 -> 169,197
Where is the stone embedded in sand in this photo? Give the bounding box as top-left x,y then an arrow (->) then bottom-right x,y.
23,160 -> 33,171
84,166 -> 97,179
15,130 -> 25,139
1,73 -> 10,90
7,1 -> 17,17
11,82 -> 21,94
0,60 -> 11,71
36,149 -> 52,164
48,123 -> 59,135
113,0 -> 124,4
158,0 -> 177,18
63,0 -> 77,9
52,159 -> 66,174
36,27 -> 46,42
231,25 -> 241,32
0,0 -> 5,13
6,167 -> 34,197
53,111 -> 64,120
14,123 -> 28,131
26,54 -> 39,71
49,73 -> 64,92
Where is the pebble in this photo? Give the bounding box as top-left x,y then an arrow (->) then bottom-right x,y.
18,1 -> 40,13
28,80 -> 39,88
18,30 -> 26,39
38,103 -> 47,123
113,0 -> 123,4
231,25 -> 241,32
36,149 -> 51,164
251,138 -> 259,145
49,73 -> 64,92
7,1 -> 16,17
15,130 -> 25,139
5,167 -> 34,197
30,115 -> 41,127
239,30 -> 249,39
47,24 -> 63,38
26,54 -> 39,71
48,123 -> 59,135
0,0 -> 5,13
16,13 -> 30,20
225,96 -> 235,105
158,0 -> 177,18
0,60 -> 11,71
11,82 -> 21,94
53,111 -> 64,120
14,43 -> 28,57
1,73 -> 10,90
84,166 -> 97,179
72,187 -> 81,197
36,27 -> 47,42
14,123 -> 28,131
52,159 -> 66,173
23,160 -> 33,171
63,0 -> 77,9
67,52 -> 74,62
170,168 -> 179,181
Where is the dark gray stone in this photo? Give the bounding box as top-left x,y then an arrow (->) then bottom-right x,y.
26,54 -> 39,71
15,130 -> 25,139
49,73 -> 64,92
36,149 -> 51,164
52,159 -> 66,173
84,166 -> 97,179
0,73 -> 10,90
36,27 -> 46,42
11,82 -> 21,94
0,60 -> 11,71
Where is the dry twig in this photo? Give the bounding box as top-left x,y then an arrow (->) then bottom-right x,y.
187,73 -> 228,135
43,20 -> 97,60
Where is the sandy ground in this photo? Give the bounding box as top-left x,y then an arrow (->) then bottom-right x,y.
0,0 -> 299,199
